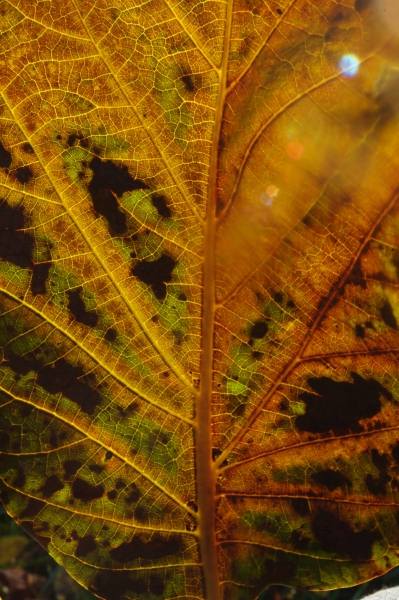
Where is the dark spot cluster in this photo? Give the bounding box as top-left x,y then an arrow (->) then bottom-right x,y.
4,338 -> 102,415
0,140 -> 33,183
110,533 -> 183,563
0,199 -> 52,294
296,373 -> 387,434
67,132 -> 89,148
311,509 -> 376,560
311,468 -> 351,491
132,252 -> 176,301
67,286 -> 99,328
365,449 -> 391,496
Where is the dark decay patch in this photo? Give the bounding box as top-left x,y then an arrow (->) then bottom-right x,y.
311,469 -> 351,491
88,156 -> 149,236
355,0 -> 372,10
126,483 -> 140,503
67,287 -> 99,327
89,463 -> 103,474
355,324 -> 365,338
291,528 -> 310,549
31,261 -> 52,295
151,193 -> 172,218
22,143 -> 34,154
93,571 -> 164,600
0,141 -> 12,168
72,478 -> 104,501
105,451 -> 113,460
15,166 -> 33,184
249,320 -> 268,339
296,373 -> 386,434
20,498 -> 44,519
132,252 -> 176,301
105,327 -> 117,342
181,73 -> 195,92
14,467 -> 26,488
63,460 -> 81,478
76,534 -> 96,557
37,359 -> 102,415
41,475 -> 64,497
392,443 -> 399,464
365,449 -> 390,496
107,489 -> 117,500
380,300 -> 398,330
110,533 -> 183,563
312,509 -> 376,560
0,199 -> 52,295
349,260 -> 367,289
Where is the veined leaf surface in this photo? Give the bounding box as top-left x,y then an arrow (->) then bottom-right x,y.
1,1 -> 399,598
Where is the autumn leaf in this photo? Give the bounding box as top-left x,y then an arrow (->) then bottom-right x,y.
0,0 -> 399,599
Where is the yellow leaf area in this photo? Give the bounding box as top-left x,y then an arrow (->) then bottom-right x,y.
0,1 -> 399,599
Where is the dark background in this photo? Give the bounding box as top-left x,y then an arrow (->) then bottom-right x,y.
0,508 -> 397,600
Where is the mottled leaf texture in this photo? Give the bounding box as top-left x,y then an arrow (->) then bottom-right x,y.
1,1 -> 399,599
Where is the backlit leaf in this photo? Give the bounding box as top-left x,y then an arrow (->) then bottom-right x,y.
1,1 -> 399,598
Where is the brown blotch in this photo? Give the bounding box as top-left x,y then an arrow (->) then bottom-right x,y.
41,475 -> 64,498
312,509 -> 376,559
311,469 -> 351,491
72,478 -> 104,501
20,498 -> 44,519
76,534 -> 97,557
0,141 -> 12,169
63,460 -> 82,478
110,533 -> 183,563
15,166 -> 33,184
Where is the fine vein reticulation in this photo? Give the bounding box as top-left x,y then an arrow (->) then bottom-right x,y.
1,1 -> 399,599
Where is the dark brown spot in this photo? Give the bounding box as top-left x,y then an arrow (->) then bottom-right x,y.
110,533 -> 183,562
349,260 -> 367,289
291,498 -> 310,516
249,320 -> 268,339
126,483 -> 140,503
105,451 -> 113,460
181,73 -> 195,92
67,287 -> 98,327
291,528 -> 310,549
0,141 -> 12,168
20,498 -> 44,519
107,489 -> 117,500
312,509 -> 376,560
31,261 -> 52,295
296,373 -> 385,434
41,475 -> 64,497
88,156 -> 149,235
89,464 -> 103,474
76,534 -> 96,557
355,323 -> 365,338
14,467 -> 25,488
151,193 -> 171,218
132,253 -> 176,300
311,469 -> 351,491
380,300 -> 398,329
105,327 -> 117,342
22,143 -> 34,154
63,460 -> 81,478
72,478 -> 104,501
15,166 -> 33,184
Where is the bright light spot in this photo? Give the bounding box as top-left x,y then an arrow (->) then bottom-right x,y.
261,185 -> 279,207
339,54 -> 360,77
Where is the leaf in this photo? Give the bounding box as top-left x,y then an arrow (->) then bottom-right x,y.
0,1 -> 399,599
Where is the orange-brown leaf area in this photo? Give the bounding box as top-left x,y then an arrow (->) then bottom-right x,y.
0,1 -> 399,599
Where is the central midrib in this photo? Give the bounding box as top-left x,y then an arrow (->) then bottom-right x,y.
196,5 -> 233,599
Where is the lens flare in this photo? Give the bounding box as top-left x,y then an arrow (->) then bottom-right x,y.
339,54 -> 360,77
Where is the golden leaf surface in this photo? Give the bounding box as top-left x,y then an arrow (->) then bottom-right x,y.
1,1 -> 399,598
